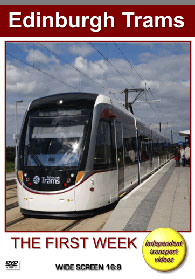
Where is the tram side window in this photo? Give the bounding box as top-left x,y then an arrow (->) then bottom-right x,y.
153,140 -> 160,157
153,141 -> 164,157
93,120 -> 116,170
123,138 -> 136,165
24,124 -> 30,165
140,136 -> 152,162
123,127 -> 136,165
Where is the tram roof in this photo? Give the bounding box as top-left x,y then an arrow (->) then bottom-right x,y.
29,92 -> 98,111
28,92 -> 169,143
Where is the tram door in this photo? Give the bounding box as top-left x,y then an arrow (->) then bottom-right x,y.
115,122 -> 124,195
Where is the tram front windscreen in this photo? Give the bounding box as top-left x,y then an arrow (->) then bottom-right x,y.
22,108 -> 91,168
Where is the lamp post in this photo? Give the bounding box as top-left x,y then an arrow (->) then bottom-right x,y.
15,100 -> 23,169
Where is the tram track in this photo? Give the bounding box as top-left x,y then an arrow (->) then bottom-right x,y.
6,186 -> 17,191
7,166 -> 146,231
6,217 -> 26,227
6,208 -> 113,231
61,219 -> 85,231
6,182 -> 114,231
6,162 -> 170,231
5,201 -> 84,230
6,195 -> 18,200
6,201 -> 19,211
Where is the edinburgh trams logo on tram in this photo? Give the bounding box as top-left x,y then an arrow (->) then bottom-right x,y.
33,176 -> 60,185
33,176 -> 40,184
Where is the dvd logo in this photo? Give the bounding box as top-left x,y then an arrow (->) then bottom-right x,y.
5,261 -> 20,270
33,176 -> 40,184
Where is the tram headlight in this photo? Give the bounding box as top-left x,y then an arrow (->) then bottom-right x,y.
17,170 -> 23,184
75,171 -> 85,184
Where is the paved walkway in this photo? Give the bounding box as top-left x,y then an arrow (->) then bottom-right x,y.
103,160 -> 190,231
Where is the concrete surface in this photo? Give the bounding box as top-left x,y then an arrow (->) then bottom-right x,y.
103,160 -> 190,231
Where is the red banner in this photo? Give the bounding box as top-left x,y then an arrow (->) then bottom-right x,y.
1,5 -> 195,37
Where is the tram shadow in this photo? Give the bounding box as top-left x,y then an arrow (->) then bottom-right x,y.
21,201 -> 118,220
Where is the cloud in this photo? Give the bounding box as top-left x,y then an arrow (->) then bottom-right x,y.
74,56 -> 109,77
68,43 -> 94,57
26,49 -> 59,65
6,62 -> 37,95
6,43 -> 190,146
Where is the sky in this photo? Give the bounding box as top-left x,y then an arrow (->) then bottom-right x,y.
6,41 -> 190,146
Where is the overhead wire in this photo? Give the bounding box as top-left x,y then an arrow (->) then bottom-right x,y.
91,43 -> 187,142
37,42 -> 114,96
7,44 -> 183,143
114,43 -> 146,83
113,43 -> 166,122
6,52 -> 81,92
90,43 -> 135,89
113,43 -> 159,112
7,46 -> 124,106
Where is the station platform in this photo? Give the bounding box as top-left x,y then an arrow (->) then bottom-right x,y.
103,160 -> 190,232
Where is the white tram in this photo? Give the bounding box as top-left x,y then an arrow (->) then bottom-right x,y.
17,93 -> 170,217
